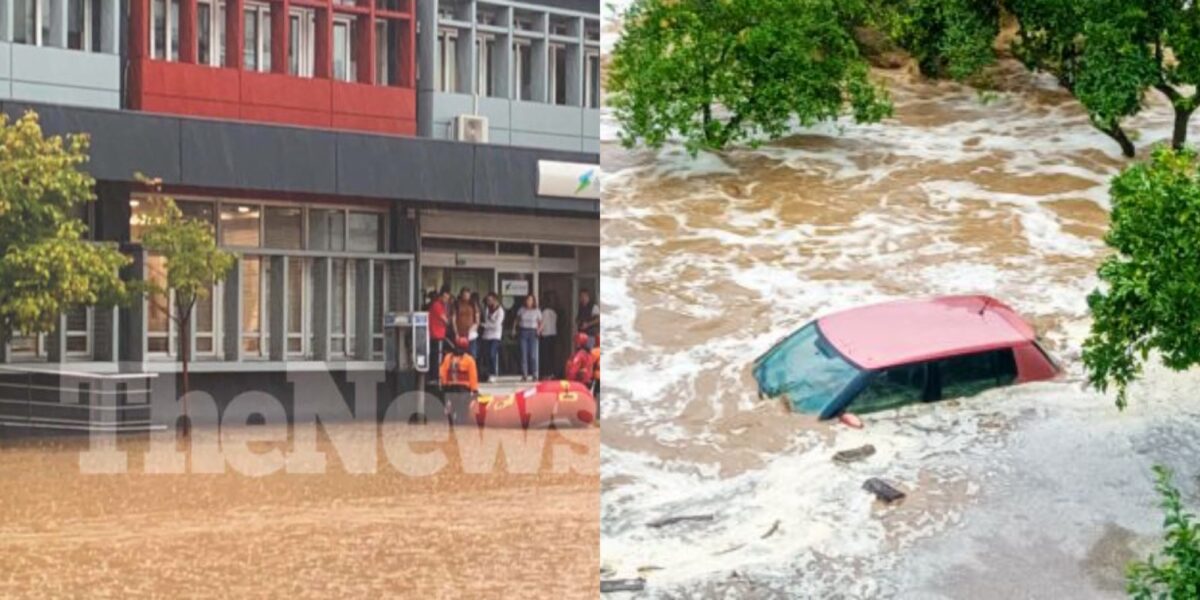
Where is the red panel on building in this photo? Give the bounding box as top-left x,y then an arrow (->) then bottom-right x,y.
128,0 -> 416,136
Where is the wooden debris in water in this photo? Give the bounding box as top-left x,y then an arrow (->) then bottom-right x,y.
646,514 -> 714,529
601,578 -> 647,593
761,519 -> 782,539
833,444 -> 876,464
863,477 -> 906,503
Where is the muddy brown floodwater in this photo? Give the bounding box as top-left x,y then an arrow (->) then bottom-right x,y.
0,424 -> 598,598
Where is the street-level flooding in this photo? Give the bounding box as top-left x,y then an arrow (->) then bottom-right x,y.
0,424 -> 598,597
600,58 -> 1200,597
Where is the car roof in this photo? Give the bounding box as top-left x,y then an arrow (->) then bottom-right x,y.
817,295 -> 1037,370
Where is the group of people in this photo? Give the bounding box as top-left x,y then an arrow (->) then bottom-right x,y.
425,285 -> 601,396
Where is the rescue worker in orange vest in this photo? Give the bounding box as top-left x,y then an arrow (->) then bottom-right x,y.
565,332 -> 595,387
439,336 -> 478,424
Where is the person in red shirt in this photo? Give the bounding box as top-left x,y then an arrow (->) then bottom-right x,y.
427,285 -> 451,385
565,332 -> 595,387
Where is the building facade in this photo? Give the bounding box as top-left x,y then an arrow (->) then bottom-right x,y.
0,0 -> 598,426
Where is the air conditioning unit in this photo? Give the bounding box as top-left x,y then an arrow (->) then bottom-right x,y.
455,114 -> 489,143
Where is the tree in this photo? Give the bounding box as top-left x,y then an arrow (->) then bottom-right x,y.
608,0 -> 892,155
1082,147 -> 1200,409
870,0 -> 1000,82
1126,465 -> 1200,599
0,112 -> 130,349
137,183 -> 234,408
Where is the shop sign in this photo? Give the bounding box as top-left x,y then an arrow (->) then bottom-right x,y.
538,161 -> 601,200
501,279 -> 530,296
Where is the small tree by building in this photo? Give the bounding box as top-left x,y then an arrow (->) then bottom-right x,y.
1083,146 -> 1200,409
0,112 -> 130,350
137,182 -> 234,409
1126,465 -> 1200,599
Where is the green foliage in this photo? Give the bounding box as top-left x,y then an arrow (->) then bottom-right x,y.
1083,147 -> 1200,409
608,0 -> 892,155
1011,0 -> 1200,156
871,0 -> 1000,81
1127,465 -> 1200,599
0,112 -> 130,345
136,183 -> 234,325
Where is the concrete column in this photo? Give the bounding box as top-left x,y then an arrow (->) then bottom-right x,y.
566,16 -> 582,107
46,315 -> 66,363
530,13 -> 547,103
1,0 -> 13,42
269,255 -> 286,360
494,6 -> 511,99
93,305 -> 119,362
354,259 -> 372,359
355,2 -> 373,83
222,257 -> 242,361
179,0 -> 197,62
456,1 -> 474,95
0,340 -> 9,364
49,0 -> 67,47
101,0 -> 119,52
270,0 -> 289,73
314,5 -> 330,78
225,0 -> 244,68
123,248 -> 147,364
311,256 -> 330,360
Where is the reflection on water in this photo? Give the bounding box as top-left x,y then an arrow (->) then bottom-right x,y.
600,53 -> 1200,597
0,425 -> 598,597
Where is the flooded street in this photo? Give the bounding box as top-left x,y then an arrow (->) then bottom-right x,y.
0,425 -> 598,598
599,55 -> 1200,596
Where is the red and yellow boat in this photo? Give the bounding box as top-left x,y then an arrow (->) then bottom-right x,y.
469,380 -> 597,429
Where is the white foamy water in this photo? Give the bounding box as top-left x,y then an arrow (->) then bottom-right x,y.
600,31 -> 1200,597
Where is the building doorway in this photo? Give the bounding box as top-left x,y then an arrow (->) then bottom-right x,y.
538,272 -> 573,378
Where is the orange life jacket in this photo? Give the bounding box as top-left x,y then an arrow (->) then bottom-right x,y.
565,350 -> 595,386
440,352 -> 479,392
590,347 -> 600,382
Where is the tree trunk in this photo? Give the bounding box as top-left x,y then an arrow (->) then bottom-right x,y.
1172,106 -> 1193,151
1103,124 -> 1136,158
179,310 -> 191,437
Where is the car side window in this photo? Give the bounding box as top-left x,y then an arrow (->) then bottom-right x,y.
937,348 -> 1017,399
851,363 -> 928,414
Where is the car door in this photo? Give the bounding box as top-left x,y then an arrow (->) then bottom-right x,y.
847,361 -> 932,415
932,348 -> 1018,400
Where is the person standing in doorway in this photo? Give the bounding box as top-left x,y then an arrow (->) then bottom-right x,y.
428,285 -> 452,385
469,291 -> 483,361
453,287 -> 479,360
539,292 -> 559,380
513,294 -> 543,382
481,292 -> 504,382
577,289 -> 600,348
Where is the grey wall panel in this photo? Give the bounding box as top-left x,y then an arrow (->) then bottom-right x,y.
0,42 -> 11,81
510,101 -> 582,135
582,137 -> 599,153
510,130 -> 583,152
9,82 -> 119,109
10,45 -> 120,93
335,134 -> 475,204
1,101 -> 182,183
179,120 -> 338,194
526,0 -> 598,14
582,108 -> 599,137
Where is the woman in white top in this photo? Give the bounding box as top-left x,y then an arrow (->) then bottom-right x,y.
481,293 -> 505,382
513,294 -> 543,382
539,294 -> 559,379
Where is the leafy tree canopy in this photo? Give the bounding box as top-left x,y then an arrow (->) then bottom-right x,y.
0,112 -> 129,346
609,0 -> 892,154
870,0 -> 1000,82
1083,146 -> 1200,409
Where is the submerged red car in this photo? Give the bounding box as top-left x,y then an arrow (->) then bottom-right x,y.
752,295 -> 1059,420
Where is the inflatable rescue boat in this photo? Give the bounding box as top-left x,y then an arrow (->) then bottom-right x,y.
469,380 -> 597,428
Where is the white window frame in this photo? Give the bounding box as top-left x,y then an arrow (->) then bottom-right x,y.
241,254 -> 270,358
243,2 -> 271,72
437,27 -> 457,93
584,48 -> 599,109
549,43 -> 566,106
67,0 -> 93,51
289,8 -> 316,77
64,306 -> 93,358
196,0 -> 227,66
333,17 -> 357,82
475,34 -> 492,96
286,257 -> 309,357
374,19 -> 390,86
15,0 -> 51,46
512,39 -> 530,101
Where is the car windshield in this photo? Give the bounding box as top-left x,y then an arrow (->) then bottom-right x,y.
752,322 -> 864,415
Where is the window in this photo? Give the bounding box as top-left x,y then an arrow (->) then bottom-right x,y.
333,18 -> 356,82
585,50 -> 600,109
309,209 -> 346,251
375,19 -> 398,86
539,244 -> 575,259
476,36 -> 494,96
421,237 -> 495,254
852,363 -> 929,414
550,44 -> 567,105
373,262 -> 386,356
437,28 -> 457,92
220,204 -> 262,247
193,0 -> 227,65
752,322 -> 862,415
290,8 -> 316,76
194,285 -> 217,354
331,259 -> 352,355
150,0 -> 182,59
287,258 -> 307,355
498,242 -> 533,255
65,307 -> 91,356
242,256 -> 269,355
264,206 -> 304,249
513,41 -> 532,101
146,255 -> 172,354
243,3 -> 271,71
936,349 -> 1017,399
347,212 -> 383,252
67,0 -> 91,50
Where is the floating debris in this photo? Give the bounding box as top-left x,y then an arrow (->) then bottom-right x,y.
713,543 -> 746,556
601,578 -> 646,593
863,477 -> 906,503
761,519 -> 781,539
833,444 -> 876,464
647,514 -> 714,529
